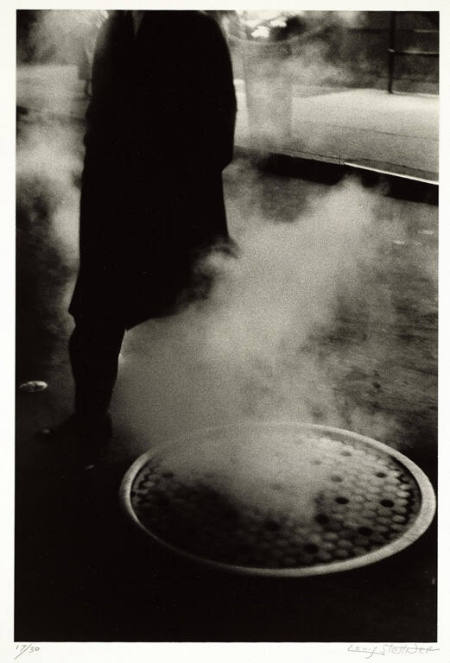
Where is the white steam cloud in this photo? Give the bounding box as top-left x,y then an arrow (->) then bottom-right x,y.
23,10 -> 106,66
113,177 -> 399,453
112,176 -> 406,520
16,116 -> 81,350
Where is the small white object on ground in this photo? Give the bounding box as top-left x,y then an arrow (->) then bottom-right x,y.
18,380 -> 48,392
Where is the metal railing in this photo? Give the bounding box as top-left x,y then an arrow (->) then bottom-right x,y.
388,11 -> 439,93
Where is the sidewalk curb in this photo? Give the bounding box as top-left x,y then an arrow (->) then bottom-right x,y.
234,146 -> 438,205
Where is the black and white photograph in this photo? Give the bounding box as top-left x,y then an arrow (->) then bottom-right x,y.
8,2 -> 445,655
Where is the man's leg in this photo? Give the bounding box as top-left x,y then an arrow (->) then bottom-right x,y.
37,313 -> 125,466
68,313 -> 125,439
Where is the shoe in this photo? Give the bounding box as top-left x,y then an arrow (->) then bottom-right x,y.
36,413 -> 112,441
36,413 -> 113,470
35,414 -> 82,443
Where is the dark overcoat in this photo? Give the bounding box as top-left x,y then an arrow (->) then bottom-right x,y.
70,10 -> 237,328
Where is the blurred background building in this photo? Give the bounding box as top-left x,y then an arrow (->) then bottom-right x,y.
17,10 -> 439,95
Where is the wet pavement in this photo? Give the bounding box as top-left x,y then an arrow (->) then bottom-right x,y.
15,70 -> 437,642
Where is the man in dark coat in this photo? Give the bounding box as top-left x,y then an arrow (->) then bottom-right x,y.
53,11 -> 236,456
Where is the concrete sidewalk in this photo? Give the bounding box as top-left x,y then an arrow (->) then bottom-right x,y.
235,82 -> 438,183
17,65 -> 439,184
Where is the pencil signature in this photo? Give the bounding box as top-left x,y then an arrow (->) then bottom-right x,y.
14,644 -> 40,660
348,644 -> 440,659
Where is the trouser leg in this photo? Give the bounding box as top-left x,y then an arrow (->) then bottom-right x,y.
69,315 -> 125,426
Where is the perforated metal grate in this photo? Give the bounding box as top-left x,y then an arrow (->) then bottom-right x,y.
121,423 -> 435,577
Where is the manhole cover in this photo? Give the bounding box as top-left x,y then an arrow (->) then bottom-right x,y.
120,423 -> 435,577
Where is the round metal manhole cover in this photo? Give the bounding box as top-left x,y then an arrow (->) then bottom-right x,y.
120,423 -> 435,577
